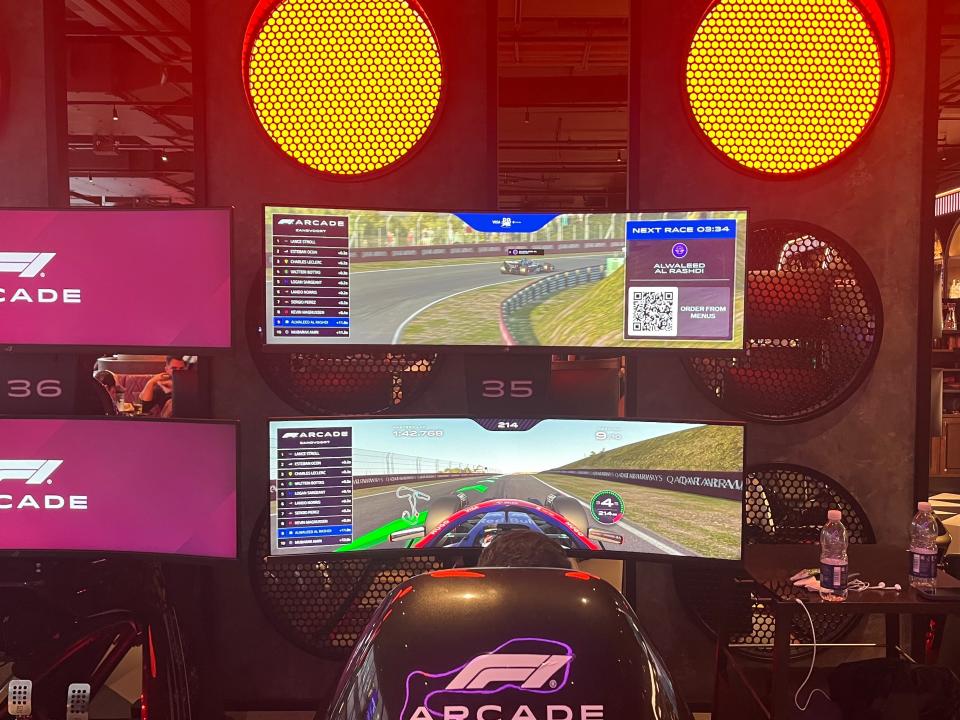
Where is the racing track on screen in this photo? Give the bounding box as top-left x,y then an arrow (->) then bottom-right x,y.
345,473 -> 692,555
345,254 -> 612,344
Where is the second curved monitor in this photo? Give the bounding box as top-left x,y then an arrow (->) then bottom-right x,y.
269,416 -> 744,561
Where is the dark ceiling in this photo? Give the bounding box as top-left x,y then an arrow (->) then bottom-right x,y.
61,0 -> 954,205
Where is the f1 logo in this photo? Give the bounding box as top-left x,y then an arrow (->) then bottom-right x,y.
0,460 -> 63,484
446,654 -> 573,690
0,252 -> 56,278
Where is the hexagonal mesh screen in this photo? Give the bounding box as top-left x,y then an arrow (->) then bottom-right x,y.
684,221 -> 882,422
676,463 -> 875,661
248,275 -> 442,414
254,350 -> 441,415
244,0 -> 443,176
249,508 -> 442,658
685,0 -> 890,175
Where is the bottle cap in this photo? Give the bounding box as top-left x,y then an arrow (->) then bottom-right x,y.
827,510 -> 842,522
918,501 -> 932,513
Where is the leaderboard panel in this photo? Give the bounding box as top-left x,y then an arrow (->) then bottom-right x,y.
271,423 -> 354,551
263,206 -> 748,350
268,211 -> 350,339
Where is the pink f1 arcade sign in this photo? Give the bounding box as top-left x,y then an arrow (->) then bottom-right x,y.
0,209 -> 231,349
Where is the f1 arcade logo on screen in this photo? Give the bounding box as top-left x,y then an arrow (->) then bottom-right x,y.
0,252 -> 81,304
0,460 -> 88,510
0,252 -> 56,278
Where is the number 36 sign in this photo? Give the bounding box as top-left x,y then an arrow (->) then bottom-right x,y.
0,355 -> 78,413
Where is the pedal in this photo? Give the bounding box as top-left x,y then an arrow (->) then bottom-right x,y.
7,679 -> 32,717
66,682 -> 91,720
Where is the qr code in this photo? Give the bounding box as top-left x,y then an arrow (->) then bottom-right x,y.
627,286 -> 679,337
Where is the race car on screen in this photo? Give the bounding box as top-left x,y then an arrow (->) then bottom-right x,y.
499,258 -> 557,275
389,495 -> 623,550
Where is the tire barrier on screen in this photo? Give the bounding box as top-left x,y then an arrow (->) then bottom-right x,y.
500,264 -> 606,345
248,507 -> 443,659
674,463 -> 876,661
683,220 -> 883,423
246,273 -> 442,415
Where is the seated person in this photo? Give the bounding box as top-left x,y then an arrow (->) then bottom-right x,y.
139,356 -> 186,415
477,528 -> 572,569
93,370 -> 121,412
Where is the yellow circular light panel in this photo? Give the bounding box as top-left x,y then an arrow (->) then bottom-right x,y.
686,0 -> 889,176
246,0 -> 443,177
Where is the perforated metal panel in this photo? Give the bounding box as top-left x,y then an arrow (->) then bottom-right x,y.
244,0 -> 444,177
676,463 -> 875,661
684,221 -> 882,422
743,464 -> 875,547
247,275 -> 442,414
248,509 -> 442,658
685,0 -> 890,176
254,351 -> 441,415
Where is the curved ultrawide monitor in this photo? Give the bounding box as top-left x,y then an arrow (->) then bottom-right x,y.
263,206 -> 747,351
268,417 -> 744,561
0,208 -> 231,351
0,417 -> 238,559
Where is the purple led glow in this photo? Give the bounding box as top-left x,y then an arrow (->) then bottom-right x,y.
400,637 -> 575,720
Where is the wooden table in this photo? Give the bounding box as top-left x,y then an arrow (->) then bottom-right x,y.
717,544 -> 960,719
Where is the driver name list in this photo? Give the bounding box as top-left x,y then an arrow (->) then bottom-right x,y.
275,426 -> 354,549
271,212 -> 351,338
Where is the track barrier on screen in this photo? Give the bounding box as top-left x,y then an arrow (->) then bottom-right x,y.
500,264 -> 606,344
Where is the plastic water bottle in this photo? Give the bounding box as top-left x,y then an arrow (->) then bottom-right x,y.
820,509 -> 848,601
909,501 -> 938,591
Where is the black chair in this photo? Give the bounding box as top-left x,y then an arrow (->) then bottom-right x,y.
676,463 -> 876,661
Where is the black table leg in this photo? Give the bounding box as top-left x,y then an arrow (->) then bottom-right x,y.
712,626 -> 728,719
885,613 -> 899,659
910,614 -> 929,663
772,602 -> 793,719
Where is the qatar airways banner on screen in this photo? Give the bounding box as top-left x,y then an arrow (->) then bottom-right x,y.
0,209 -> 231,348
0,418 -> 237,558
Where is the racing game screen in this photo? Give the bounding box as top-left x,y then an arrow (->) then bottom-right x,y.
264,207 -> 748,350
269,418 -> 744,560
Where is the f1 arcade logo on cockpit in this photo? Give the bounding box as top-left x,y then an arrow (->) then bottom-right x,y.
401,638 -> 604,720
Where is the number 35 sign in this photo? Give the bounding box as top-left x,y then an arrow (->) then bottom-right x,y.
464,355 -> 551,415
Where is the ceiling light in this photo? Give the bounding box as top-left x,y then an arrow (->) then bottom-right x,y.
112,105 -> 119,121
523,108 -> 530,124
616,150 -> 623,163
88,174 -> 93,183
160,149 -> 169,162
